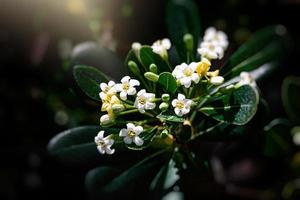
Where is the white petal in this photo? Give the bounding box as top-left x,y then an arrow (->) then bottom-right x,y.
97,146 -> 105,154
182,107 -> 190,115
97,131 -> 104,139
124,136 -> 133,144
119,129 -> 128,137
129,79 -> 140,86
210,76 -> 224,85
100,83 -> 108,91
189,62 -> 198,71
145,102 -> 156,110
171,99 -> 178,107
105,147 -> 115,155
99,92 -> 106,100
114,84 -> 123,92
180,77 -> 192,88
162,38 -> 171,49
120,91 -> 127,100
127,123 -> 135,130
104,138 -> 114,146
191,73 -> 200,83
174,108 -> 183,116
134,126 -> 143,135
137,89 -> 146,96
127,87 -> 136,95
121,76 -> 130,83
108,81 -> 115,87
134,136 -> 144,146
138,107 -> 146,113
178,93 -> 185,101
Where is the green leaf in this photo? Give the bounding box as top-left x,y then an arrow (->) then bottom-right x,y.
71,41 -> 125,80
158,72 -> 177,94
47,126 -> 120,166
282,76 -> 300,124
149,159 -> 180,199
157,112 -> 184,123
85,149 -> 169,199
200,85 -> 259,125
139,46 -> 171,72
73,65 -> 108,101
166,0 -> 201,61
263,118 -> 292,157
221,25 -> 291,79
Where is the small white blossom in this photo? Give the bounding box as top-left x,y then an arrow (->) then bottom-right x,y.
197,41 -> 224,60
114,76 -> 140,100
151,38 -> 171,58
99,81 -> 116,100
119,123 -> 144,146
204,27 -> 228,49
134,89 -> 156,113
238,72 -> 257,87
171,94 -> 194,116
172,62 -> 200,88
94,131 -> 115,155
210,76 -> 224,85
101,94 -> 121,112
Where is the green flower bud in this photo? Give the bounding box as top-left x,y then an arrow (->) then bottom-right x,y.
128,60 -> 140,76
149,63 -> 158,74
112,104 -> 125,113
144,72 -> 159,82
183,33 -> 194,52
161,93 -> 170,102
159,102 -> 169,111
160,129 -> 169,139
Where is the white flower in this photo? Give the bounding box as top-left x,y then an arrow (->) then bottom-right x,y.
210,76 -> 224,85
101,94 -> 121,112
94,131 -> 115,155
134,89 -> 156,113
151,38 -> 171,58
119,123 -> 144,146
114,76 -> 140,100
171,94 -> 194,116
99,81 -> 116,100
203,27 -> 228,50
131,42 -> 142,51
238,72 -> 257,87
197,41 -> 224,60
172,62 -> 200,88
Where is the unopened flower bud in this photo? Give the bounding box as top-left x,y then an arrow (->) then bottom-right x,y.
144,72 -> 159,82
183,33 -> 194,52
100,114 -> 114,126
159,102 -> 169,111
160,129 -> 169,139
210,76 -> 224,85
162,93 -> 170,102
149,63 -> 158,74
131,42 -> 141,51
128,60 -> 140,76
112,104 -> 125,113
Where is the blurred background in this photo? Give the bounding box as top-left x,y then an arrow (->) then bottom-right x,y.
0,0 -> 300,199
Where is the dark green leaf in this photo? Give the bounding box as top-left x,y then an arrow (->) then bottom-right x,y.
157,112 -> 184,123
263,118 -> 292,157
221,25 -> 291,79
139,46 -> 171,72
73,65 -> 109,101
71,42 -> 125,80
282,76 -> 300,124
166,0 -> 201,61
47,126 -> 120,166
85,149 -> 169,199
200,85 -> 259,125
158,72 -> 177,94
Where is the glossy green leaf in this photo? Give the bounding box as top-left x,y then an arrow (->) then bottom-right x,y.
282,76 -> 300,124
139,46 -> 171,72
85,149 -> 168,199
263,118 -> 292,157
47,126 -> 120,166
221,25 -> 291,79
166,0 -> 201,61
71,42 -> 125,80
73,65 -> 109,101
157,112 -> 184,123
200,85 -> 259,125
158,72 -> 177,94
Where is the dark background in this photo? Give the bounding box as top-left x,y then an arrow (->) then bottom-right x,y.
0,0 -> 299,199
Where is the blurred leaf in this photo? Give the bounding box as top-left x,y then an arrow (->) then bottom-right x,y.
200,85 -> 259,125
85,149 -> 169,199
48,126 -> 120,166
71,41 -> 125,80
263,118 -> 292,157
166,0 -> 201,61
73,65 -> 108,101
140,46 -> 171,72
158,72 -> 177,94
221,25 -> 292,79
157,112 -> 184,122
282,76 -> 300,124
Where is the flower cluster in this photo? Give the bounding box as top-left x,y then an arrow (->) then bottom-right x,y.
94,27 -> 255,155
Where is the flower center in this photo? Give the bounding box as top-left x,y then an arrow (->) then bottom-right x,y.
176,101 -> 185,109
183,68 -> 192,77
196,62 -> 210,76
97,140 -> 106,146
123,83 -> 130,91
138,97 -> 146,105
128,131 -> 136,138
